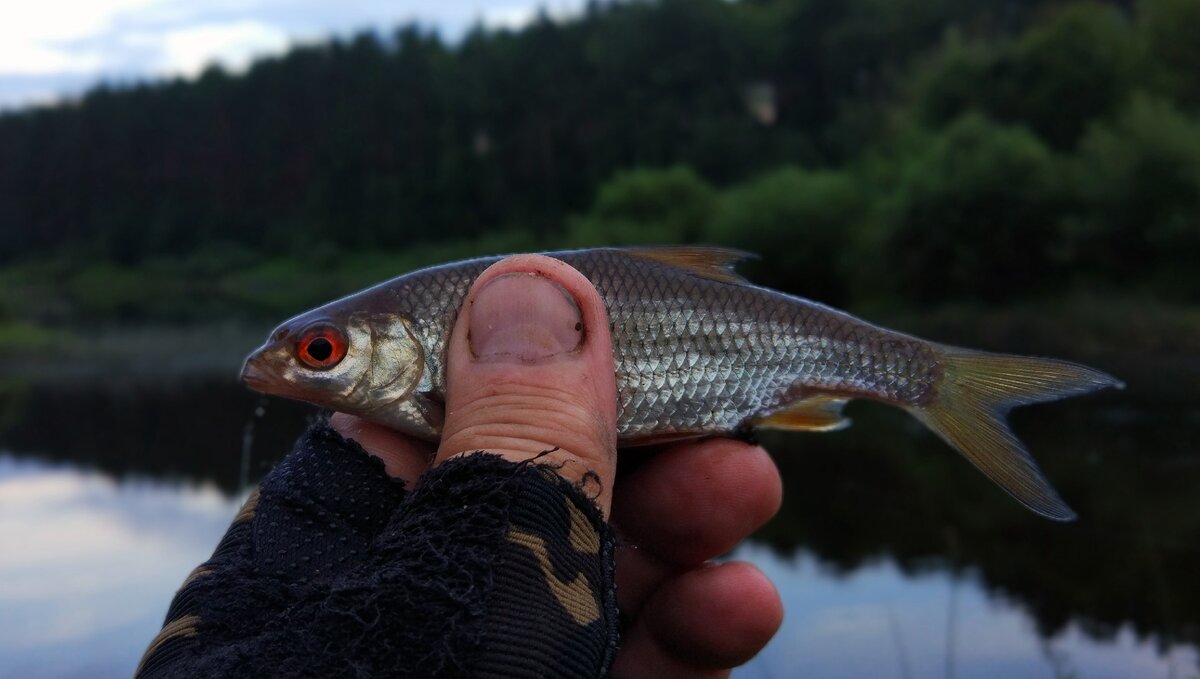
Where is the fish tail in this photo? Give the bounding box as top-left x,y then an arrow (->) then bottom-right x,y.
908,346 -> 1124,521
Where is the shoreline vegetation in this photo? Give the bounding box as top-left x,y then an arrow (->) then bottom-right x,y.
3,256 -> 1195,393
3,1 -> 1198,394
2,1 -> 1199,346
4,227 -> 1197,388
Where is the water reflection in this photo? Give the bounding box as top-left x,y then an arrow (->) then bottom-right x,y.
1,375 -> 1198,677
3,457 -> 1194,679
0,379 -> 311,493
0,455 -> 241,678
740,544 -> 1198,679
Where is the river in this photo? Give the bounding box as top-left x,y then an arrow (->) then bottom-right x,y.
0,351 -> 1196,677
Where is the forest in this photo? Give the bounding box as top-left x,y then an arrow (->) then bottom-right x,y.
1,0 -> 1199,334
3,2 -> 1198,662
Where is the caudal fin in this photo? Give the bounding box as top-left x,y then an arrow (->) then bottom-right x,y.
909,347 -> 1123,521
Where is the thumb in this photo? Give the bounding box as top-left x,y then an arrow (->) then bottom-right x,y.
435,254 -> 618,515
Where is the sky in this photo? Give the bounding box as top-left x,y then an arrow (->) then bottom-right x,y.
0,0 -> 585,110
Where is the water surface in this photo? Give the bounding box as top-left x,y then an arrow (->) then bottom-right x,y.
1,364 -> 1196,678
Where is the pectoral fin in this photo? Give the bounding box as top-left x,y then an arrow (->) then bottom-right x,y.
758,394 -> 852,432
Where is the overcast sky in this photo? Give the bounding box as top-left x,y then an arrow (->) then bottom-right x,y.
0,0 -> 585,110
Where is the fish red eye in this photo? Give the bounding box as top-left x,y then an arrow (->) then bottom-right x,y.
295,324 -> 348,369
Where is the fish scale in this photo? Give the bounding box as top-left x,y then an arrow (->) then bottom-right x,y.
518,249 -> 924,437
244,245 -> 1122,520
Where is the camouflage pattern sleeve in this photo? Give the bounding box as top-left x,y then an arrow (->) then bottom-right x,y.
136,421 -> 619,678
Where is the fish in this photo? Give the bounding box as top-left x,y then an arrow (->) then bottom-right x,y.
241,246 -> 1123,521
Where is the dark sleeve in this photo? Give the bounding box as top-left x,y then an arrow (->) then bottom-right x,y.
136,421 -> 619,678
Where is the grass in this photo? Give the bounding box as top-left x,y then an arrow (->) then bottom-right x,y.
0,234 -> 541,325
0,321 -> 73,355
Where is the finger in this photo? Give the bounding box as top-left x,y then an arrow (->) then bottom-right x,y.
614,541 -> 671,618
641,562 -> 782,669
611,627 -> 731,679
612,438 -> 781,566
329,412 -> 434,485
435,254 -> 618,515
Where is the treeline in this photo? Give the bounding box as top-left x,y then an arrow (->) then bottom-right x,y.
1,0 -> 1199,306
569,99 -> 1200,307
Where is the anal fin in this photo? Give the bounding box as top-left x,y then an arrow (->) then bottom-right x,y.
758,394 -> 852,432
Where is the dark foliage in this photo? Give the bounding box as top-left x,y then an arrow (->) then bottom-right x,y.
1,0 -> 1198,315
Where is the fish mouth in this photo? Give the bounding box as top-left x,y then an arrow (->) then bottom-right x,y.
240,352 -> 275,393
241,347 -> 312,401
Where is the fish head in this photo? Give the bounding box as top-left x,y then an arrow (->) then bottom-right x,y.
241,305 -> 424,417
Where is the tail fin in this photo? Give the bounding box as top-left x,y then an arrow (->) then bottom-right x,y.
909,347 -> 1123,521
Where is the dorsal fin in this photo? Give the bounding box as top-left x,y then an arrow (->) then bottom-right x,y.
621,246 -> 755,284
758,394 -> 852,432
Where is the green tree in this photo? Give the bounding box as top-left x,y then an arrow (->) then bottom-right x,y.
707,167 -> 861,303
1005,3 -> 1136,147
915,3 -> 1136,148
872,114 -> 1065,302
1067,96 -> 1200,297
566,167 -> 716,247
1139,0 -> 1200,109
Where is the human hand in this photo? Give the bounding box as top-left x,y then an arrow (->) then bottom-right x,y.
331,254 -> 783,676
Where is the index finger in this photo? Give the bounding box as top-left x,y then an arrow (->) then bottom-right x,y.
612,438 -> 782,566
329,413 -> 435,486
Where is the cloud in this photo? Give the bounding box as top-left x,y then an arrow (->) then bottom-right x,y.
0,0 -> 589,109
158,20 -> 290,76
479,6 -> 539,31
0,0 -> 161,75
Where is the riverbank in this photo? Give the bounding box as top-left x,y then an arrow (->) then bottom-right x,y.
4,290 -> 1196,390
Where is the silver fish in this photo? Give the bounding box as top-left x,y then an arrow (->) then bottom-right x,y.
242,246 -> 1122,520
